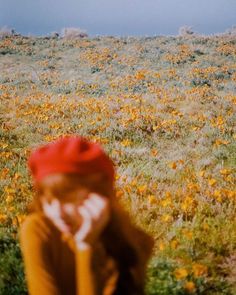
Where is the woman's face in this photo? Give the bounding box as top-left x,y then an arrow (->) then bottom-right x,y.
39,173 -> 110,234
40,173 -> 96,203
42,185 -> 90,205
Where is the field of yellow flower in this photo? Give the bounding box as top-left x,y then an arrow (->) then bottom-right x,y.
0,34 -> 235,294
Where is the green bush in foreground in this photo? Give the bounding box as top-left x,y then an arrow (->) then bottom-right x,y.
0,231 -> 27,295
146,257 -> 231,295
0,236 -> 232,295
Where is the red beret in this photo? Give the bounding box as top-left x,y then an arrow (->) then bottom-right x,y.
28,136 -> 115,183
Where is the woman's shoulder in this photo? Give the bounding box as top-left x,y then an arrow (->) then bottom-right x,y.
19,212 -> 54,241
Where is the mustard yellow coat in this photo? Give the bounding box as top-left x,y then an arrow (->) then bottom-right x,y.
20,213 -> 118,295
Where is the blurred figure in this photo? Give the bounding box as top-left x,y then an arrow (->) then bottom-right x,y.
19,136 -> 154,295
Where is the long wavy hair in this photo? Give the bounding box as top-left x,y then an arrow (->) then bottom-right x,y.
30,173 -> 154,295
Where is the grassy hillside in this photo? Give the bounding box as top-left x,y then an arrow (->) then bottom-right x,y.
0,34 -> 235,294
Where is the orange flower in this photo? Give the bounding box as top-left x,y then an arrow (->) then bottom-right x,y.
184,281 -> 196,293
213,190 -> 222,202
169,162 -> 177,169
159,241 -> 165,251
170,239 -> 179,249
214,139 -> 229,146
0,168 -> 9,179
151,149 -> 158,156
192,263 -> 207,277
182,229 -> 193,240
148,195 -> 158,205
174,268 -> 188,280
137,184 -> 147,194
220,169 -> 231,176
135,71 -> 145,80
6,195 -> 14,204
199,170 -> 205,177
161,214 -> 172,223
160,197 -> 171,207
208,178 -> 217,187
120,139 -> 132,147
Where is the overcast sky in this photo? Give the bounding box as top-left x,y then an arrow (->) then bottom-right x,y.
0,0 -> 236,36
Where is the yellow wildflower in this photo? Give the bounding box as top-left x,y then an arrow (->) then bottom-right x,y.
184,281 -> 196,293
182,229 -> 193,240
151,149 -> 158,156
213,190 -> 222,202
208,178 -> 217,187
199,170 -> 205,177
192,263 -> 208,277
148,195 -> 157,205
137,184 -> 147,194
169,162 -> 177,169
170,239 -> 179,249
220,169 -> 231,176
174,268 -> 188,280
161,214 -> 172,222
120,139 -> 132,147
202,223 -> 209,231
159,242 -> 165,251
160,197 -> 171,207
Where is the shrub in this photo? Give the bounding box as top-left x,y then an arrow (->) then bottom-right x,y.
145,257 -> 232,295
0,231 -> 27,295
225,25 -> 236,36
178,26 -> 195,37
0,26 -> 15,39
61,27 -> 88,39
50,31 -> 59,39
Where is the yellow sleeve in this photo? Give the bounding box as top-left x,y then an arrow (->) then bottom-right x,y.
75,244 -> 118,295
19,214 -> 60,295
75,244 -> 95,295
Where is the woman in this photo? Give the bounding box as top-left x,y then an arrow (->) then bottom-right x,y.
20,136 -> 154,295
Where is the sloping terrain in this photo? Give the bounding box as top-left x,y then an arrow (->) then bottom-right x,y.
0,35 -> 236,294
